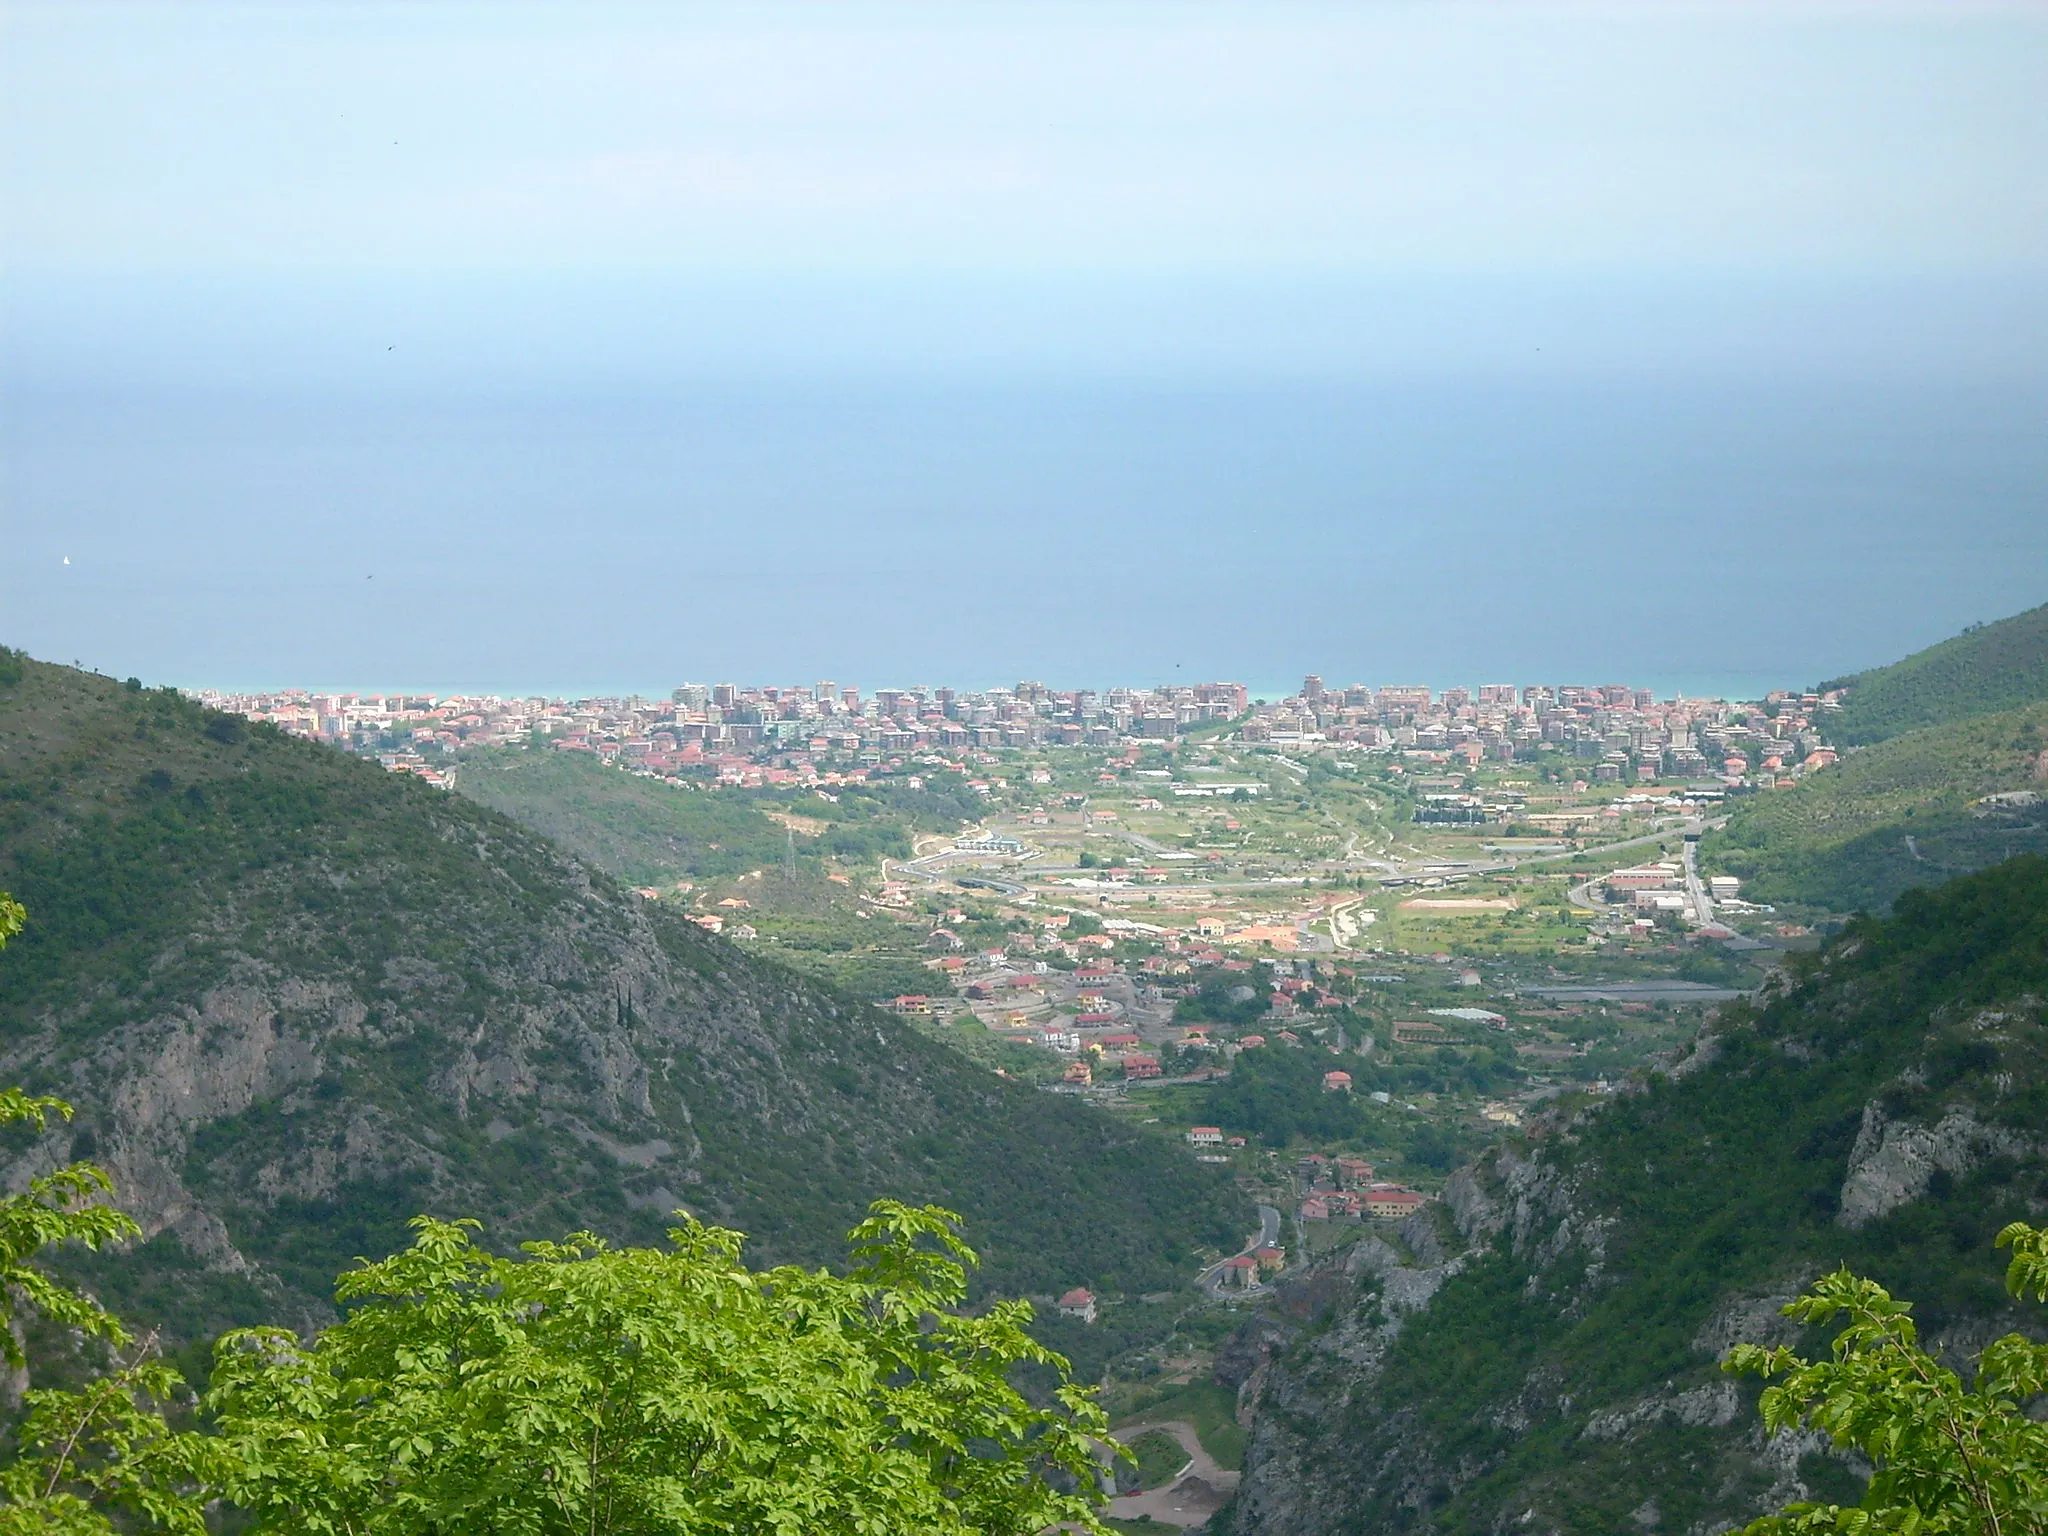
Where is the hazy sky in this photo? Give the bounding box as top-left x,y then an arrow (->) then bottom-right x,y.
4,2 -> 2046,692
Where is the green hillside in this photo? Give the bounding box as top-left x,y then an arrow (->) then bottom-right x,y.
1701,701 -> 2048,912
451,745 -> 976,886
0,651 -> 1246,1348
1824,600 -> 2048,746
1230,854 -> 2048,1536
451,747 -> 809,885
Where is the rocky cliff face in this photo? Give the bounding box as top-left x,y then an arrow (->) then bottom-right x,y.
0,657 -> 1243,1336
1227,859 -> 2048,1536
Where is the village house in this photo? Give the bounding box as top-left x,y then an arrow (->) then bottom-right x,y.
1057,1288 -> 1098,1324
1365,1187 -> 1426,1220
1185,1126 -> 1224,1146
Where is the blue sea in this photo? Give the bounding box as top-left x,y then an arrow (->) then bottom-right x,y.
5,276 -> 2045,696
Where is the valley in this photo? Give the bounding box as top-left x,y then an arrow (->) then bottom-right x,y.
3,600 -> 2045,1533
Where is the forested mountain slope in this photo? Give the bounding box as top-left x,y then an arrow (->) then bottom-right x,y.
1228,855 -> 2048,1536
1823,600 -> 2048,746
0,652 -> 1244,1346
1702,700 -> 2048,912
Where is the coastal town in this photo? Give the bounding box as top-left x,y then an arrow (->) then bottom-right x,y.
194,670 -> 1822,1291
196,674 -> 1841,792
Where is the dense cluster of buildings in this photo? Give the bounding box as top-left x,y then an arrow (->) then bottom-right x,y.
194,674 -> 1839,796
190,679 -> 1250,782
1288,1153 -> 1427,1226
1242,676 -> 1840,786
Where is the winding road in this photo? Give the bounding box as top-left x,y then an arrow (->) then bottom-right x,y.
1197,1204 -> 1281,1295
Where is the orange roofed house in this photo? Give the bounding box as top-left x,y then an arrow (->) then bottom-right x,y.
1365,1187 -> 1426,1220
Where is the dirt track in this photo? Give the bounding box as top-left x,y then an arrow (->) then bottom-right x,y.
1102,1418 -> 1239,1528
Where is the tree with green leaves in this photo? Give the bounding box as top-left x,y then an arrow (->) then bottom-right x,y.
1727,1221 -> 2048,1534
0,886 -> 1114,1531
0,895 -> 210,1534
200,1202 -> 1113,1534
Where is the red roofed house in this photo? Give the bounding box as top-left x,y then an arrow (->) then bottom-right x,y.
1185,1126 -> 1224,1146
1057,1288 -> 1097,1324
1097,1033 -> 1142,1049
1218,1254 -> 1259,1289
1323,1070 -> 1353,1092
1317,1192 -> 1357,1221
1299,1196 -> 1330,1221
1239,1035 -> 1266,1049
1253,1246 -> 1285,1275
1122,1054 -> 1162,1080
1366,1187 -> 1426,1220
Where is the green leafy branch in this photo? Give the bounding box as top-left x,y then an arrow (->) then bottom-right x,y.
1727,1222 -> 2048,1535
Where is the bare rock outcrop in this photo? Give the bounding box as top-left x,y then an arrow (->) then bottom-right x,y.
1835,1102 -> 2030,1228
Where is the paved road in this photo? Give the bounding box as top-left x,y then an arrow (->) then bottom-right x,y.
1196,1204 -> 1282,1295
1681,836 -> 1715,926
1116,828 -> 1201,861
894,853 -> 1033,896
1514,816 -> 1708,868
1557,820 -> 1726,919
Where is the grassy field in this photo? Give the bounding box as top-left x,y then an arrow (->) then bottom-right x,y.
1125,1429 -> 1192,1490
1382,897 -> 1591,955
1110,1381 -> 1248,1471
